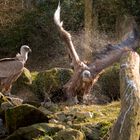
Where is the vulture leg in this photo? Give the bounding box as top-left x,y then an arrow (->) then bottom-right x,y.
82,81 -> 93,104
2,84 -> 12,96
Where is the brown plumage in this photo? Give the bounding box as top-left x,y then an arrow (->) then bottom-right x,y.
54,3 -> 139,104
0,45 -> 31,95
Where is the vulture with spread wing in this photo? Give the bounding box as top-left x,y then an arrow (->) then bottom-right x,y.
54,3 -> 140,104
0,45 -> 31,95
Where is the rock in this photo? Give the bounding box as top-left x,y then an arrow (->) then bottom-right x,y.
0,95 -> 23,111
75,112 -> 93,119
32,68 -> 73,102
49,119 -> 59,124
1,102 -> 13,111
11,68 -> 39,103
53,128 -> 85,140
0,118 -> 6,137
6,123 -> 65,140
95,64 -> 120,101
11,67 -> 32,94
8,96 -> 23,106
34,135 -> 53,140
38,106 -> 52,115
23,101 -> 41,107
81,124 -> 100,140
57,112 -> 67,122
5,104 -> 49,134
73,122 -> 112,140
67,121 -> 72,125
41,102 -> 59,112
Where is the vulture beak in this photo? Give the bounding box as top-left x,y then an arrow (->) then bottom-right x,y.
29,48 -> 32,52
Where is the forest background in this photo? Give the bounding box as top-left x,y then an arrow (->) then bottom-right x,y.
0,0 -> 140,71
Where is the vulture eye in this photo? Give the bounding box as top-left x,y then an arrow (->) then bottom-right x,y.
24,46 -> 31,52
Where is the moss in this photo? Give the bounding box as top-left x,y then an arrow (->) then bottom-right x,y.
6,123 -> 65,140
5,104 -> 48,134
98,121 -> 112,138
53,128 -> 85,140
49,102 -> 120,140
10,68 -> 73,102
32,68 -> 73,101
34,135 -> 53,140
97,64 -> 120,101
11,67 -> 32,94
5,102 -> 120,140
78,121 -> 112,140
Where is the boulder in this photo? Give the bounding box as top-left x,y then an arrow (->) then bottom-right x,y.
12,67 -> 32,93
34,135 -> 53,140
73,122 -> 112,140
6,123 -> 65,140
32,68 -> 73,102
5,104 -> 49,134
53,128 -> 85,140
93,64 -> 120,102
11,68 -> 39,102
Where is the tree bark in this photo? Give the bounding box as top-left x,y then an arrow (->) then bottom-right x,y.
84,0 -> 93,61
109,51 -> 140,140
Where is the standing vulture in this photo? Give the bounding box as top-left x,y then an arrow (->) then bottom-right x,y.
0,45 -> 31,96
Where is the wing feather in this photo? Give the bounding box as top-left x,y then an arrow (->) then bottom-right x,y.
0,58 -> 24,78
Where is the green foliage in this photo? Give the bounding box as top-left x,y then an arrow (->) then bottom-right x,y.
0,0 -> 84,59
94,0 -> 140,32
61,0 -> 84,31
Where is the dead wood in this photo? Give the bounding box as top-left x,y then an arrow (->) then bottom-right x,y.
109,51 -> 140,140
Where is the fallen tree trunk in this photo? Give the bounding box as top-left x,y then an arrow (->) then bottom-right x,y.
109,51 -> 140,140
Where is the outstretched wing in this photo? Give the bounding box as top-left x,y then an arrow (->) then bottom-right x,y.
0,58 -> 24,78
89,27 -> 139,72
54,3 -> 81,69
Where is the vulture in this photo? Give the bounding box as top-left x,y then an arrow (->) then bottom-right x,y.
54,3 -> 140,104
0,45 -> 31,96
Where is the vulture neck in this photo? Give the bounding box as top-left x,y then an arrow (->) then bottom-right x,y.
16,51 -> 28,64
21,51 -> 28,62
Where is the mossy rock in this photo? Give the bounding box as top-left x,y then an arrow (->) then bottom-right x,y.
81,121 -> 112,140
6,123 -> 65,140
5,104 -> 49,134
34,135 -> 53,140
53,128 -> 85,140
11,67 -> 32,94
95,64 -> 120,101
32,68 -> 73,101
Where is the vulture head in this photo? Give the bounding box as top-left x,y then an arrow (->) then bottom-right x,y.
20,45 -> 31,53
16,45 -> 31,63
82,70 -> 92,82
